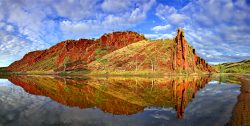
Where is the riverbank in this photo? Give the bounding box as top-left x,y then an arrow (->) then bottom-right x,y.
0,69 -> 214,78
229,75 -> 250,126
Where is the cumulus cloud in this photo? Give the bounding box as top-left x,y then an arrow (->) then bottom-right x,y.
168,13 -> 189,25
101,0 -> 132,13
156,4 -> 189,25
60,20 -> 98,34
53,0 -> 98,21
145,32 -> 175,39
154,0 -> 250,64
0,30 -> 48,66
60,20 -> 103,39
128,0 -> 156,23
0,0 -> 249,66
0,0 -> 155,66
60,0 -> 155,38
151,24 -> 171,32
5,25 -> 14,32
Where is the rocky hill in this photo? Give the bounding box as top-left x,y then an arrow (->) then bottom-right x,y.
7,28 -> 214,74
89,28 -> 214,73
7,31 -> 145,72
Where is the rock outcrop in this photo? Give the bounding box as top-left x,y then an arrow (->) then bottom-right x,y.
174,28 -> 188,70
7,31 -> 145,72
7,29 -> 214,73
173,28 -> 214,72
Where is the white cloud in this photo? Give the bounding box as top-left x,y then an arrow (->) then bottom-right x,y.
0,30 -> 49,66
5,25 -> 14,32
181,0 -> 250,27
155,4 -> 176,20
60,20 -> 103,39
154,0 -> 250,63
151,24 -> 171,32
0,22 -> 5,28
128,0 -> 155,23
103,14 -> 127,26
0,0 -> 157,66
129,8 -> 146,23
145,32 -> 175,39
61,20 -> 95,34
1,0 -> 248,66
168,13 -> 189,25
156,4 -> 188,25
101,0 -> 132,13
60,0 -> 156,39
53,0 -> 98,21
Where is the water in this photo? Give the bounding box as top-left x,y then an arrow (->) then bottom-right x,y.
0,75 -> 242,126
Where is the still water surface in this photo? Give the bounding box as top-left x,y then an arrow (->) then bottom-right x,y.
0,75 -> 241,126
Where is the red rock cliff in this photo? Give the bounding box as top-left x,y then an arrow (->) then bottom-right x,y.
174,28 -> 188,70
173,28 -> 214,72
7,31 -> 145,72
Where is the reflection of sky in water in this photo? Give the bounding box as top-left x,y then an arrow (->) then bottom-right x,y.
0,79 -> 13,87
0,79 -> 240,126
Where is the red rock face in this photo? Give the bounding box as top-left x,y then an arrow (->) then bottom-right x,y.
97,31 -> 145,51
192,49 -> 197,70
7,31 -> 145,72
7,51 -> 45,71
173,28 -> 214,72
174,28 -> 188,70
7,29 -> 214,73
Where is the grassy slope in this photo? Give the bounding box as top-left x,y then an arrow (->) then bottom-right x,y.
5,38 -> 211,75
214,59 -> 250,73
87,39 -> 171,73
87,39 -> 205,74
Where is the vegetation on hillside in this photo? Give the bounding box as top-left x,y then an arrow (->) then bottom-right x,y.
0,67 -> 18,78
87,38 -> 210,74
7,31 -> 146,72
214,59 -> 250,73
6,30 -> 214,75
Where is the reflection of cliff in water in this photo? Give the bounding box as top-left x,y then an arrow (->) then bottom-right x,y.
8,75 -> 211,118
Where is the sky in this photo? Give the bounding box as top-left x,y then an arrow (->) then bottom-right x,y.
0,0 -> 249,66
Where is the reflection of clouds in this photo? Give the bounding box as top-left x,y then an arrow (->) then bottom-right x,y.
0,79 -> 241,126
148,108 -> 174,120
208,81 -> 219,84
0,79 -> 12,87
0,80 -> 62,126
184,82 -> 240,125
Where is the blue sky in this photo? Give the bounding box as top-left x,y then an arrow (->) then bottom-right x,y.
0,0 -> 249,66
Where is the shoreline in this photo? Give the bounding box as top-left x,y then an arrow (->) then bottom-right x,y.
0,70 -> 215,77
229,76 -> 250,126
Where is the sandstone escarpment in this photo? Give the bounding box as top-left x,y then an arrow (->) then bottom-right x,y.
7,31 -> 145,72
173,28 -> 188,70
89,28 -> 214,73
7,28 -> 214,73
173,28 -> 214,72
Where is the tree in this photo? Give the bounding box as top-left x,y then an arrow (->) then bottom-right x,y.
145,47 -> 157,72
95,48 -> 108,70
63,56 -> 70,72
126,44 -> 139,71
218,64 -> 225,73
149,56 -> 156,72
